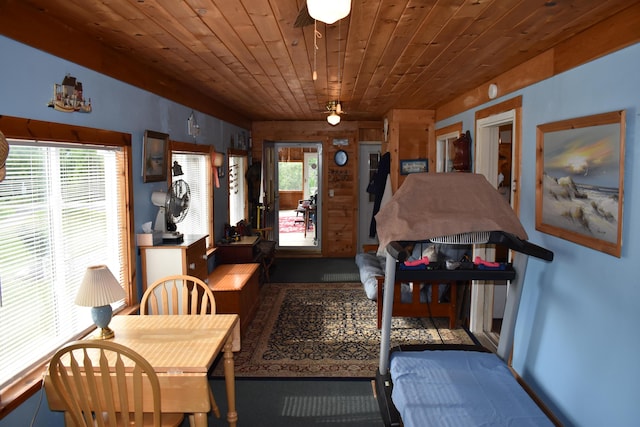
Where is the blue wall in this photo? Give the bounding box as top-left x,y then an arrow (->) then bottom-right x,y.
437,43 -> 640,427
0,35 -> 246,426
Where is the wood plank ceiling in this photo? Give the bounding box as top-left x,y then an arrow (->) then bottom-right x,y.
0,0 -> 637,127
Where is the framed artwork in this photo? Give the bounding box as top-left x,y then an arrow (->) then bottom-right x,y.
536,110 -> 625,257
143,130 -> 169,183
400,158 -> 428,175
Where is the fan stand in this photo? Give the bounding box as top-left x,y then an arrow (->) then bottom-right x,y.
154,206 -> 184,243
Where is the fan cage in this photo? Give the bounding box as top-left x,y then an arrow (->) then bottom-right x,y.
428,231 -> 490,245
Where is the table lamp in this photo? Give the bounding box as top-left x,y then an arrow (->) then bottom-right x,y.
75,265 -> 126,339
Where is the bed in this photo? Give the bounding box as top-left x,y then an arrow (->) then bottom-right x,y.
372,173 -> 556,427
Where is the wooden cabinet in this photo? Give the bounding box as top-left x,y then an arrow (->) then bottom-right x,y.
139,234 -> 208,289
215,235 -> 261,264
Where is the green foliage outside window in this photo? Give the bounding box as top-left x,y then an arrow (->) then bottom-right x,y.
278,161 -> 302,190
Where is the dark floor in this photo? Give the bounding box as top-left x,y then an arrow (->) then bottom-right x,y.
188,378 -> 384,427
268,257 -> 361,283
187,257 -> 385,426
188,257 -> 385,426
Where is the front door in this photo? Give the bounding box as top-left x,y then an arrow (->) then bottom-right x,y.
263,141 -> 322,252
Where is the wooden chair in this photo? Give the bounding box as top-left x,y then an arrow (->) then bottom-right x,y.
47,340 -> 183,427
141,274 -> 216,316
140,275 -> 221,421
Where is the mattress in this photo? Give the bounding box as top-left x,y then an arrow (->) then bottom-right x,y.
390,350 -> 553,427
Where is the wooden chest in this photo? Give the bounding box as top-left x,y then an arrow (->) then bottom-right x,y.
207,263 -> 260,335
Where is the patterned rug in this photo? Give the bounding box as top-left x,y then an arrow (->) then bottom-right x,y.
279,213 -> 311,234
212,282 -> 474,378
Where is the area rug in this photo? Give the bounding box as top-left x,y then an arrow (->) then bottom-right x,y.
278,213 -> 309,234
212,283 -> 474,378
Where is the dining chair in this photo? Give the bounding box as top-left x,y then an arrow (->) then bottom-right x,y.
140,275 -> 221,421
47,340 -> 183,427
141,274 -> 216,316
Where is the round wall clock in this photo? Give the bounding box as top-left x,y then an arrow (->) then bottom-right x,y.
334,149 -> 348,166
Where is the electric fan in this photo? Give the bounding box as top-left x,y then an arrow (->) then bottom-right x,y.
151,179 -> 190,242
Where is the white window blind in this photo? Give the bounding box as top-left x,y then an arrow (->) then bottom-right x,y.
172,152 -> 211,246
0,140 -> 126,388
228,155 -> 247,225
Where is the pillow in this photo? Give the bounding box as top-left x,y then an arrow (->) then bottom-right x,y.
355,253 -> 385,300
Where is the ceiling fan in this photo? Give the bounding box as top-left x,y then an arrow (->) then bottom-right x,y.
324,100 -> 346,126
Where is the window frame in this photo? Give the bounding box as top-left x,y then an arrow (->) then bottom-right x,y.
0,115 -> 136,417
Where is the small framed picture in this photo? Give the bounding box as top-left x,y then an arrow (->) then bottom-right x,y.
143,130 -> 169,182
400,158 -> 428,175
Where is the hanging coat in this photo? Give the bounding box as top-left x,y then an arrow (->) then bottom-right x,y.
367,152 -> 390,238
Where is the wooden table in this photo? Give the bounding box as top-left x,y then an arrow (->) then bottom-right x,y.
45,314 -> 240,427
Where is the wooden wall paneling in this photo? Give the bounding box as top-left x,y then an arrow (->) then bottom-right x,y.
251,121 -> 361,257
385,109 -> 435,192
279,191 -> 303,210
325,137 -> 358,257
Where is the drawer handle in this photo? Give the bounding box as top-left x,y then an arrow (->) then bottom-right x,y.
188,263 -> 196,270
202,254 -> 207,260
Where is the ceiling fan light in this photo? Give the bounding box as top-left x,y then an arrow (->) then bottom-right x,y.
307,0 -> 351,25
327,112 -> 341,126
336,101 -> 342,114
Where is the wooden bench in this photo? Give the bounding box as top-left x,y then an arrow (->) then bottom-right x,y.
207,263 -> 260,335
376,276 -> 457,329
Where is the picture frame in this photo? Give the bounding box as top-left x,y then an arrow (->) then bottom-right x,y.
536,110 -> 626,257
143,130 -> 169,183
400,158 -> 428,175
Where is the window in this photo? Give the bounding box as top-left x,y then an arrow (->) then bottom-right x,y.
228,153 -> 248,226
0,117 -> 133,412
171,147 -> 212,247
0,138 -> 129,390
278,161 -> 303,190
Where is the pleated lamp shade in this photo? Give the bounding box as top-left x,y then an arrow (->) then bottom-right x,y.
75,265 -> 125,307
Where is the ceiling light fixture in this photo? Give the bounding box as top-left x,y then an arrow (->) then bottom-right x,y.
307,0 -> 351,25
327,111 -> 341,126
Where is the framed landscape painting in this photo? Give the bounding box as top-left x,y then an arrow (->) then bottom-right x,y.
536,110 -> 625,257
143,130 -> 169,182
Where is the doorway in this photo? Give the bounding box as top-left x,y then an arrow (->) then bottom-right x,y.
472,107 -> 519,348
263,141 -> 322,252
